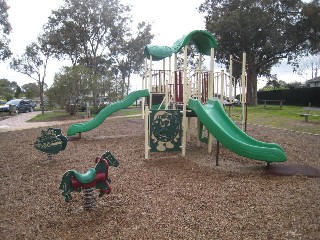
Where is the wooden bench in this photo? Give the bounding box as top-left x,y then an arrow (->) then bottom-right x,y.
261,100 -> 285,109
299,107 -> 320,122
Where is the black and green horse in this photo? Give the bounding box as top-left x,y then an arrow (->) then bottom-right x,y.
59,151 -> 119,203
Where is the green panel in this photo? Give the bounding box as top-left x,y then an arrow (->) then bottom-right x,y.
34,128 -> 67,154
67,89 -> 149,136
187,98 -> 287,163
150,110 -> 182,152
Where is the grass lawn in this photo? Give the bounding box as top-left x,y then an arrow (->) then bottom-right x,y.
27,107 -> 142,122
229,105 -> 320,134
27,111 -> 88,122
27,105 -> 320,134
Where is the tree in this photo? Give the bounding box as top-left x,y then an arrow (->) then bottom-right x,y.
0,0 -> 12,61
113,21 -> 154,97
10,40 -> 53,114
298,0 -> 320,55
43,0 -> 131,65
199,0 -> 320,105
0,78 -> 17,100
295,54 -> 320,80
43,0 -> 153,105
14,85 -> 22,98
47,65 -> 93,115
42,0 -> 131,107
266,78 -> 286,90
22,82 -> 40,99
285,81 -> 302,89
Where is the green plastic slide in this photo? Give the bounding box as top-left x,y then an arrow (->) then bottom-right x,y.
187,98 -> 287,162
67,89 -> 149,136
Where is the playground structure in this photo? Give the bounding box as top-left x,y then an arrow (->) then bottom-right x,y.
59,151 -> 119,210
30,31 -> 287,213
66,30 -> 287,164
142,30 -> 287,163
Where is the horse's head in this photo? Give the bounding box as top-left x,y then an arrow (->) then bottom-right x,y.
101,151 -> 119,167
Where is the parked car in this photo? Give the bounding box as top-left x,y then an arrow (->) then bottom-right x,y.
0,99 -> 36,113
233,98 -> 241,106
0,100 -> 6,107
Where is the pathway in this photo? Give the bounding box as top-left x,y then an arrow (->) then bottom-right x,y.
0,112 -> 87,132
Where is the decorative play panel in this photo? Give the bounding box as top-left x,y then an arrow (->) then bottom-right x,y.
150,110 -> 182,152
34,128 -> 68,160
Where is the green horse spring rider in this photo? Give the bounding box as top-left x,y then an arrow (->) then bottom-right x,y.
59,151 -> 119,210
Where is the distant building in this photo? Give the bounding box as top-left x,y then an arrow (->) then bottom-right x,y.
305,76 -> 320,87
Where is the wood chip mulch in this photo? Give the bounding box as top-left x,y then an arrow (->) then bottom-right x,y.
0,117 -> 319,239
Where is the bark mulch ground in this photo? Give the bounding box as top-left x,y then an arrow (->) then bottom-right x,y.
0,117 -> 319,239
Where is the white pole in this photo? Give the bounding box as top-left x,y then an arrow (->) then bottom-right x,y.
149,55 -> 153,108
209,48 -> 214,98
162,59 -> 166,93
182,45 -> 188,157
229,55 -> 233,101
208,48 -> 215,153
173,53 -> 177,103
163,58 -> 169,108
144,105 -> 149,159
198,53 -> 202,101
220,70 -> 225,103
216,72 -> 219,99
168,56 -> 172,109
241,52 -> 246,130
144,58 -> 148,90
169,56 -> 172,85
197,53 -> 202,147
142,58 -> 148,119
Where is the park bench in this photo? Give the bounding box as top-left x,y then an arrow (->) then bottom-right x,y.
299,107 -> 320,122
261,100 -> 285,109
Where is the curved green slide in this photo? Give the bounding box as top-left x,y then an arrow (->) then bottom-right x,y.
67,89 -> 149,136
187,98 -> 287,162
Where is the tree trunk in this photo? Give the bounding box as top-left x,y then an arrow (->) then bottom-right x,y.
233,78 -> 238,99
126,74 -> 131,95
121,76 -> 125,99
246,69 -> 258,105
40,81 -> 45,114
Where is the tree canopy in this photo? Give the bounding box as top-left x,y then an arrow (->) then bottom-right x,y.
46,65 -> 94,114
43,0 -> 131,67
10,41 -> 53,114
22,82 -> 41,99
199,0 -> 320,105
0,78 -> 18,100
43,0 -> 154,106
0,0 -> 12,61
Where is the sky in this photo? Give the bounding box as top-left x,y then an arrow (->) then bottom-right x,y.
1,0 -> 312,91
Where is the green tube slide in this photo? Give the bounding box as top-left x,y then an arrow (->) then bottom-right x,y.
187,98 -> 287,162
67,89 -> 149,136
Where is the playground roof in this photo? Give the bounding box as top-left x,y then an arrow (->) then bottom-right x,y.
143,45 -> 172,61
144,30 -> 218,61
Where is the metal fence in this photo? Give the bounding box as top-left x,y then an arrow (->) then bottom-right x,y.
257,87 -> 320,106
